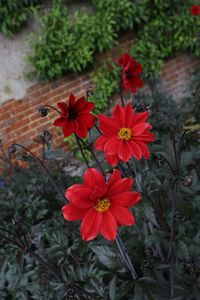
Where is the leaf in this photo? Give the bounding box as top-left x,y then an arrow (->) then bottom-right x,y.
154,264 -> 172,270
109,276 -> 116,300
169,295 -> 185,300
144,206 -> 159,227
90,246 -> 120,269
180,151 -> 193,168
44,149 -> 64,160
138,277 -> 157,285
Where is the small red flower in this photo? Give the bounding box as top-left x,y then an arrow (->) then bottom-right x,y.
94,103 -> 155,166
118,53 -> 143,93
62,168 -> 141,241
53,94 -> 95,138
190,4 -> 200,15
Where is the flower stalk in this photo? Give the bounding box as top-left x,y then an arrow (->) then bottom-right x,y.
12,144 -> 66,202
116,233 -> 138,280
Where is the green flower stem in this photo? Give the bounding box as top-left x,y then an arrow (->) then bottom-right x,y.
76,135 -> 106,177
94,124 -> 102,135
45,104 -> 61,114
129,159 -> 142,193
120,85 -> 125,107
116,233 -> 138,280
74,134 -> 90,169
28,249 -> 63,282
168,133 -> 180,296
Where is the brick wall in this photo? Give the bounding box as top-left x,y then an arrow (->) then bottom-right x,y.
0,34 -> 199,165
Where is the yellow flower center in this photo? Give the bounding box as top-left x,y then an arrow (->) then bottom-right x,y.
118,127 -> 132,141
94,198 -> 111,213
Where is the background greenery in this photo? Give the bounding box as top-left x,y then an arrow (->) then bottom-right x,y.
1,0 -> 199,78
0,0 -> 41,36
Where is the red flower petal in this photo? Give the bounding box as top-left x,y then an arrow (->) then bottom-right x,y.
78,113 -> 95,128
66,185 -> 93,208
129,63 -> 142,76
81,208 -> 103,241
74,98 -> 94,112
98,115 -> 119,137
110,204 -> 135,226
53,117 -> 67,126
57,102 -> 68,111
105,153 -> 120,166
113,104 -> 125,127
111,191 -> 141,207
62,203 -> 87,221
190,5 -> 200,15
118,140 -> 133,162
132,111 -> 150,125
107,169 -> 121,189
130,77 -> 144,88
118,53 -> 131,67
83,168 -> 105,190
128,140 -> 143,160
124,103 -> 135,127
134,132 -> 155,142
75,123 -> 88,138
129,83 -> 137,93
94,135 -> 109,151
133,123 -> 152,136
135,141 -> 150,159
62,120 -> 74,137
100,211 -> 117,240
104,138 -> 120,155
68,94 -> 76,106
107,177 -> 133,196
72,97 -> 86,110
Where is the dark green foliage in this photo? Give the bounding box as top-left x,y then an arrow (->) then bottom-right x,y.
89,60 -> 120,114
0,0 -> 41,36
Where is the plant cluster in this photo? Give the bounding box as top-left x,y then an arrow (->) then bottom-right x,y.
0,51 -> 200,299
0,0 -> 41,36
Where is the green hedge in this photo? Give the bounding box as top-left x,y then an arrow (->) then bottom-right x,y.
27,0 -> 200,80
2,0 -> 199,81
0,0 -> 41,36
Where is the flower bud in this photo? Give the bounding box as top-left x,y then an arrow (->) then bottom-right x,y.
38,106 -> 49,117
182,175 -> 192,187
21,152 -> 29,160
8,144 -> 16,154
86,88 -> 94,98
43,130 -> 52,143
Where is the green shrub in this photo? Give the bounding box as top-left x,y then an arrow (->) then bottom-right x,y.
0,0 -> 41,36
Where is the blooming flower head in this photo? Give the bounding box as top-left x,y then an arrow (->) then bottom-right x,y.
118,53 -> 143,93
62,168 -> 141,241
94,103 -> 155,166
53,94 -> 95,138
190,4 -> 200,15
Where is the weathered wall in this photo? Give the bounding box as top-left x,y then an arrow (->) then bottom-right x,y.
0,33 -> 199,160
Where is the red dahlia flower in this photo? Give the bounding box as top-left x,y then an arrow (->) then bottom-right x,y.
118,53 -> 143,93
190,4 -> 200,15
94,103 -> 155,166
53,94 -> 95,138
62,168 -> 141,241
